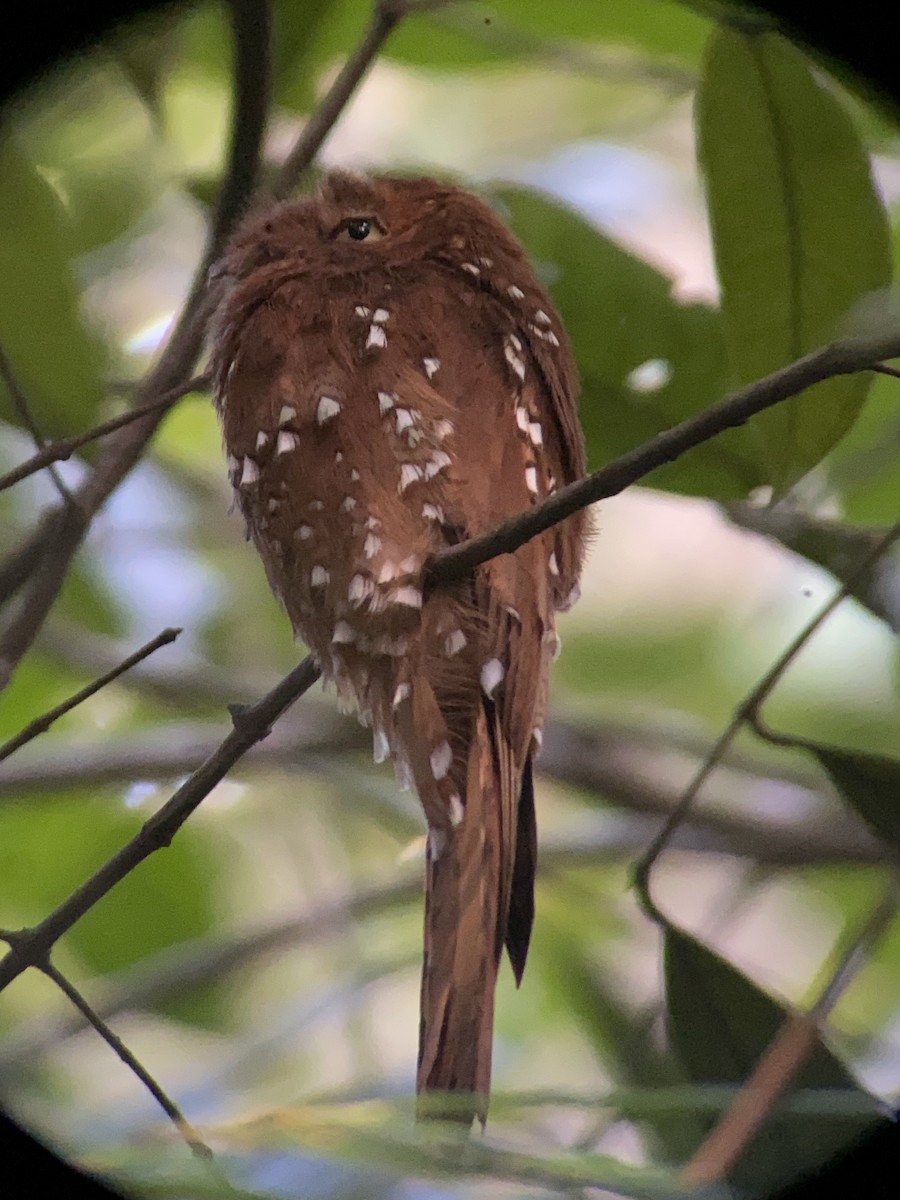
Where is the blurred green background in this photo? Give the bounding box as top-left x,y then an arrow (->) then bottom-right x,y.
1,2 -> 898,1197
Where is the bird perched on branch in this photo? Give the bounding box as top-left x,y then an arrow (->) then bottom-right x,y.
211,172 -> 586,1124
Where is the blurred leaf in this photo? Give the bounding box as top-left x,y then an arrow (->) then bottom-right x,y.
808,744 -> 900,856
0,138 -> 107,436
0,792 -> 220,1024
696,29 -> 891,493
664,924 -> 884,1195
496,186 -> 762,499
115,19 -> 183,125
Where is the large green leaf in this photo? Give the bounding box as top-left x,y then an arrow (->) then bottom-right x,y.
0,138 -> 107,437
665,924 -> 885,1195
696,30 -> 891,493
496,186 -> 762,499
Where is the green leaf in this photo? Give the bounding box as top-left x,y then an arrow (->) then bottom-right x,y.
696,30 -> 891,493
665,924 -> 885,1195
0,138 -> 107,437
495,186 -> 762,499
811,744 -> 900,856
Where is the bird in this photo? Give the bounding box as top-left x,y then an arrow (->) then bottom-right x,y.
210,171 -> 587,1125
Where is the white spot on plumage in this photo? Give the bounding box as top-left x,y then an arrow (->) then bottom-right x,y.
423,357 -> 440,379
444,629 -> 467,657
507,285 -> 524,300
267,497 -> 280,513
276,430 -> 299,455
355,305 -> 370,318
509,333 -> 523,352
335,451 -> 343,462
376,635 -> 409,656
377,561 -> 402,583
534,309 -> 551,325
395,408 -> 415,432
528,421 -> 544,447
350,468 -> 360,481
317,395 -> 341,424
525,465 -> 539,494
461,262 -> 480,276
504,341 -> 526,381
532,727 -> 544,752
310,565 -> 329,587
424,451 -> 451,479
481,658 -> 505,697
390,586 -> 423,609
279,405 -> 296,425
399,556 -> 419,573
340,496 -> 356,512
366,323 -> 387,349
296,525 -> 314,540
226,454 -> 240,477
348,574 -> 372,605
332,621 -> 356,644
399,463 -> 423,491
448,794 -> 464,827
364,533 -> 382,559
430,741 -> 452,781
544,629 -> 562,661
365,515 -> 381,529
308,499 -> 325,511
428,829 -> 447,860
393,682 -> 411,708
378,391 -> 396,414
549,551 -> 560,576
255,431 -> 269,450
478,256 -> 493,268
515,406 -> 529,433
422,503 -> 444,523
372,307 -> 390,324
434,419 -> 454,440
561,583 -> 581,611
373,729 -> 390,764
239,457 -> 259,486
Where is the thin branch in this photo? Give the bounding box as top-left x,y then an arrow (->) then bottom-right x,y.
40,960 -> 212,1160
632,520 -> 900,917
872,361 -> 900,379
0,375 -> 209,496
0,628 -> 181,765
426,330 -> 900,590
273,0 -> 453,200
0,342 -> 74,505
0,656 -> 320,992
681,875 -> 900,1187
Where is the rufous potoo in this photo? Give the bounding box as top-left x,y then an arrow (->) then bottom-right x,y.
210,172 -> 587,1124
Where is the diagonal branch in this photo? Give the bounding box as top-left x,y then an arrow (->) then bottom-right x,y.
0,656 -> 320,992
0,628 -> 180,765
0,375 -> 209,496
426,335 -> 900,589
0,342 -> 73,505
40,959 -> 212,1159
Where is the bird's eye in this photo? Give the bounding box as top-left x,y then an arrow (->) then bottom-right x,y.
334,217 -> 383,243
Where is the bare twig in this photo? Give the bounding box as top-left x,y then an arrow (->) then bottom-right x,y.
632,521 -> 900,915
0,342 -> 74,504
273,0 -> 452,200
0,376 -> 209,495
426,330 -> 900,590
0,656 -> 320,992
681,876 -> 899,1187
872,362 -> 900,379
0,628 -> 181,765
40,960 -> 212,1159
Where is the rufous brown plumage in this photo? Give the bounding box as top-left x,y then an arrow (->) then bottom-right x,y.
210,172 -> 587,1124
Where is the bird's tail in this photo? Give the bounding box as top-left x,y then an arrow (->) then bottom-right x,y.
415,698 -> 534,1125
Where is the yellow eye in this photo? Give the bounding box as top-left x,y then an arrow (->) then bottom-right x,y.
336,217 -> 383,242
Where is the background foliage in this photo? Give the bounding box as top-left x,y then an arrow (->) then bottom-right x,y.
0,1 -> 898,1197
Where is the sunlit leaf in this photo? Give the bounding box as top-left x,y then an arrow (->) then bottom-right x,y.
665,924 -> 884,1194
696,29 -> 891,492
